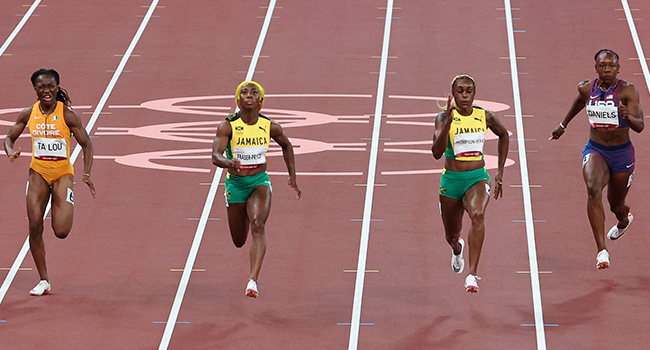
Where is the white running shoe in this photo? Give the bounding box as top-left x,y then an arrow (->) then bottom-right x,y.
29,280 -> 51,296
451,238 -> 465,274
596,249 -> 610,270
464,274 -> 481,293
607,213 -> 633,241
245,279 -> 258,298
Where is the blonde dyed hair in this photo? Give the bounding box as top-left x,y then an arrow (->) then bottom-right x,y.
235,81 -> 265,109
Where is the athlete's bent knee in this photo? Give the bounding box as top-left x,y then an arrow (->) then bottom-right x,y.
250,219 -> 266,235
230,232 -> 247,248
467,209 -> 486,223
585,184 -> 603,200
54,229 -> 70,239
28,222 -> 44,236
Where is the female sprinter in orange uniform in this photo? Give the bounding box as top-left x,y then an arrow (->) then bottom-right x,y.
432,74 -> 509,292
4,69 -> 95,295
212,81 -> 301,298
550,49 -> 643,269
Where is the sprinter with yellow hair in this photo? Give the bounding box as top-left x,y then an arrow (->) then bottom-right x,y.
212,81 -> 301,298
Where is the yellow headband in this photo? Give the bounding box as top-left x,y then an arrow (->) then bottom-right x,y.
235,81 -> 265,109
451,74 -> 476,90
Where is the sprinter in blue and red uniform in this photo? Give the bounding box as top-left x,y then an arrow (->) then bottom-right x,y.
550,49 -> 644,269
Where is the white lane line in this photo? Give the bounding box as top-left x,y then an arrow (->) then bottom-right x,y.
71,0 -> 159,161
503,1 -> 547,349
0,0 -> 41,57
621,0 -> 650,94
348,1 -> 394,349
0,0 -> 161,308
156,1 -> 277,349
156,167 -> 223,350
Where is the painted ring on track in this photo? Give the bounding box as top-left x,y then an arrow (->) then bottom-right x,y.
1,95 -> 515,175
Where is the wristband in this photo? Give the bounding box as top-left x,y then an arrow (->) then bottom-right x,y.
83,173 -> 90,176
559,122 -> 566,129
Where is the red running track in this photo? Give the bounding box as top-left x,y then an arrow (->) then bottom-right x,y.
0,1 -> 649,349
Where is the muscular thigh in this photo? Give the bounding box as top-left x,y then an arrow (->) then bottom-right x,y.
463,180 -> 491,213
247,185 -> 272,224
26,170 -> 51,220
607,171 -> 633,203
227,202 -> 250,236
440,194 -> 464,231
582,152 -> 610,187
50,174 -> 74,226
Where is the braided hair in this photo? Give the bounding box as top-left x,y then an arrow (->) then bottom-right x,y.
31,68 -> 72,106
594,49 -> 619,62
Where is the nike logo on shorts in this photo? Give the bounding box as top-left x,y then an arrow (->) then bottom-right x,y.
626,163 -> 634,168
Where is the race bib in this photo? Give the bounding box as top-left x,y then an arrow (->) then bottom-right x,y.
453,132 -> 485,158
586,101 -> 618,128
233,145 -> 267,169
33,137 -> 67,161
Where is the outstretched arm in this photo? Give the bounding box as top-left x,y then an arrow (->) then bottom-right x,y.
4,108 -> 31,162
65,107 -> 96,198
270,121 -> 302,200
486,110 -> 509,199
550,81 -> 590,140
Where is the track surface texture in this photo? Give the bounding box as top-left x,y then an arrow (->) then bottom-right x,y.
0,1 -> 649,349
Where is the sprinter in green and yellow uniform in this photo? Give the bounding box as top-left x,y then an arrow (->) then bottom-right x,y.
432,74 -> 509,293
212,81 -> 302,298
